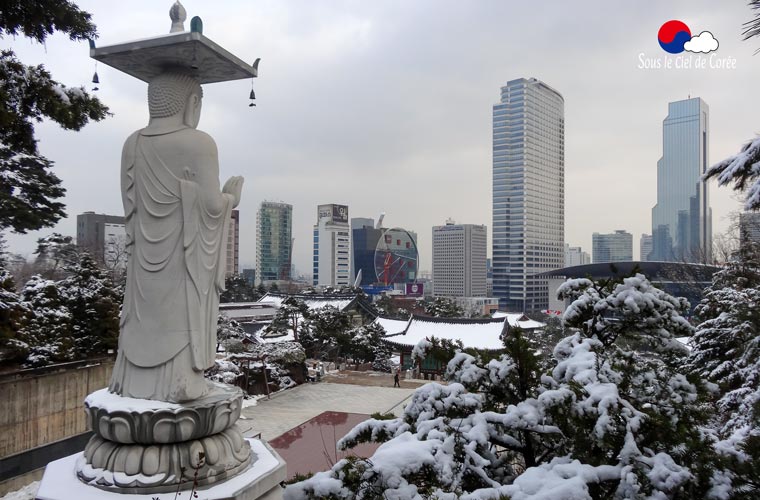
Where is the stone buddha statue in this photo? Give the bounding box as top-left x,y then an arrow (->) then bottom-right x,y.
109,70 -> 244,403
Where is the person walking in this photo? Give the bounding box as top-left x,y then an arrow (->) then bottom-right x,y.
393,368 -> 401,388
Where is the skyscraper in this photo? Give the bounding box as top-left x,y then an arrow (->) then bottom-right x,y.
76,211 -> 126,268
432,221 -> 487,298
639,233 -> 653,262
226,209 -> 239,277
313,204 -> 351,287
564,243 -> 590,267
255,201 -> 293,285
492,77 -> 564,312
592,230 -> 633,263
739,212 -> 760,249
651,98 -> 712,263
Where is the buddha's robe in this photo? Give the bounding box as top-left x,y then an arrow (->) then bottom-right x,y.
109,127 -> 233,402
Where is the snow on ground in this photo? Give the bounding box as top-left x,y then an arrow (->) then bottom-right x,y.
1,481 -> 38,500
242,395 -> 264,408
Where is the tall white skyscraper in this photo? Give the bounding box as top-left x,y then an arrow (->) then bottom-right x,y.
313,204 -> 351,287
492,77 -> 564,312
432,221 -> 487,298
651,97 -> 712,263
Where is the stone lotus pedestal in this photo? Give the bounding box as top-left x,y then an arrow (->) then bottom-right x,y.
37,384 -> 287,499
76,384 -> 252,493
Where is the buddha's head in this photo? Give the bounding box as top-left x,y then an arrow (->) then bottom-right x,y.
148,71 -> 203,128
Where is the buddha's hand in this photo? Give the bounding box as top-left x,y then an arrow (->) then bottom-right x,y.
223,176 -> 244,207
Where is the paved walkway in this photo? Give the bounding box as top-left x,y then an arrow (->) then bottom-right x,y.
239,382 -> 415,440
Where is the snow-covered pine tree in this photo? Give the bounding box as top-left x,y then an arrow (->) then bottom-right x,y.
349,322 -> 388,366
217,313 -> 245,352
58,253 -> 120,359
423,297 -> 464,318
265,296 -> 309,341
286,274 -> 718,500
0,2 -> 109,234
704,136 -> 760,211
0,264 -> 30,363
688,246 -> 760,498
18,274 -> 73,366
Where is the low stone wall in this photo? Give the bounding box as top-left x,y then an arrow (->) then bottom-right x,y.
0,358 -> 114,461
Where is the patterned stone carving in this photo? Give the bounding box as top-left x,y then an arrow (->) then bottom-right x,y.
76,426 -> 253,494
85,384 -> 243,444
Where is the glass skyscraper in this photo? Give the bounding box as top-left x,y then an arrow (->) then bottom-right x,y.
492,78 -> 564,312
650,98 -> 712,263
255,201 -> 293,285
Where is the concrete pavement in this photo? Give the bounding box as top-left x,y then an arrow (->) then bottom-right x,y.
239,382 -> 415,440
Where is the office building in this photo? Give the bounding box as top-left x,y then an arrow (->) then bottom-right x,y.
564,244 -> 590,267
226,209 -> 239,277
352,217 -> 418,288
432,221 -> 487,297
592,230 -> 633,263
313,204 -> 351,287
242,268 -> 255,287
740,211 -> 760,248
351,218 -> 382,286
651,97 -> 712,263
640,234 -> 653,261
255,201 -> 293,285
76,212 -> 126,268
492,77 -> 564,311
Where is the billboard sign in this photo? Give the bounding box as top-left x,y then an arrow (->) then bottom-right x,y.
405,283 -> 424,297
332,204 -> 348,223
318,204 -> 348,224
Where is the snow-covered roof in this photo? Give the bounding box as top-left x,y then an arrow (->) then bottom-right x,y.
379,316 -> 509,351
258,293 -> 355,312
255,328 -> 296,344
375,317 -> 411,335
220,302 -> 277,321
491,312 -> 545,330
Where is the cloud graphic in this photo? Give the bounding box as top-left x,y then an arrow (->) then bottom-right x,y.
684,31 -> 719,53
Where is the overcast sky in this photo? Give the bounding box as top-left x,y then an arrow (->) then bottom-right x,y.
5,0 -> 759,275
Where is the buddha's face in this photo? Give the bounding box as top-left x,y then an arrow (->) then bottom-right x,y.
184,92 -> 202,128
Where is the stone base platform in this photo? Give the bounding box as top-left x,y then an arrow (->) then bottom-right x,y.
36,439 -> 286,500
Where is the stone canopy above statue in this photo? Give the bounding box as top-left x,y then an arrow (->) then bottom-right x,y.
90,23 -> 256,84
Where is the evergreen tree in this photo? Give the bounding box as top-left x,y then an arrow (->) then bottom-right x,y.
265,296 -> 309,341
423,297 -> 464,318
33,232 -> 82,279
58,253 -> 120,358
348,322 -> 388,365
0,264 -> 30,363
220,273 -> 260,303
287,274 -> 718,499
688,247 -> 760,498
0,1 -> 109,233
18,274 -> 73,366
216,313 -> 245,352
298,305 -> 351,359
